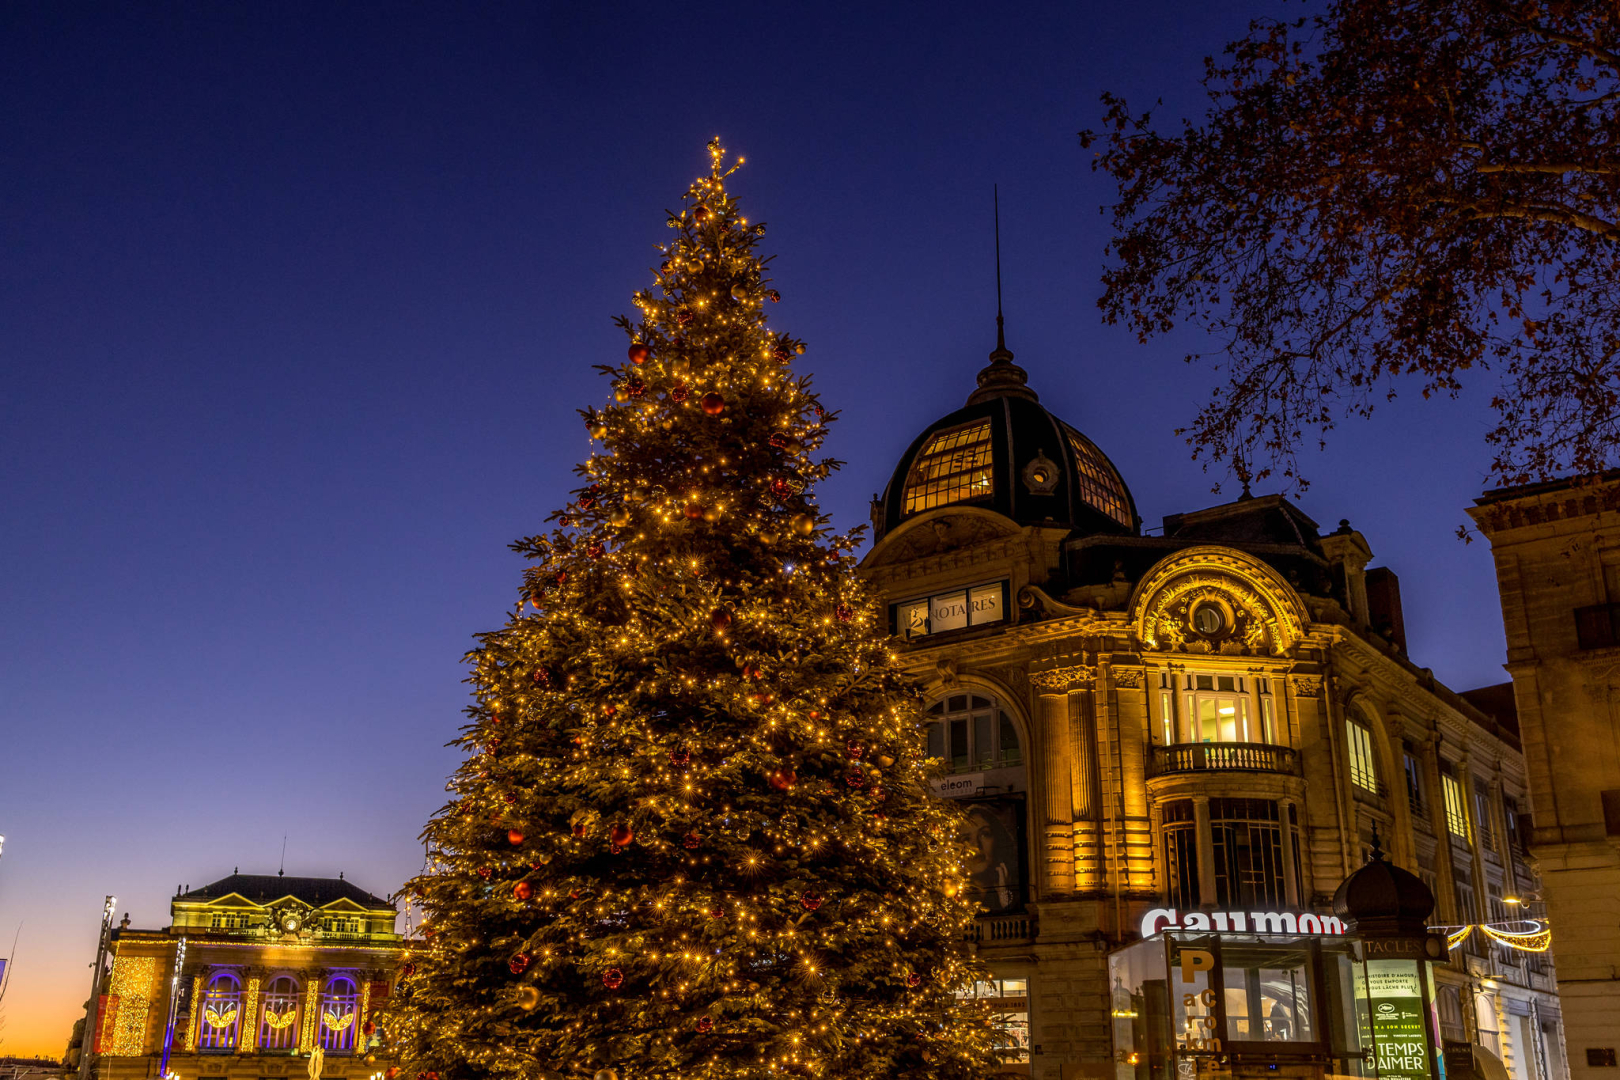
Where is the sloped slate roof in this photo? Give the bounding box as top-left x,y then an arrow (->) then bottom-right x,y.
183,873 -> 394,910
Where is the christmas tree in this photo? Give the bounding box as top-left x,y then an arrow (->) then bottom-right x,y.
386,141 -> 996,1080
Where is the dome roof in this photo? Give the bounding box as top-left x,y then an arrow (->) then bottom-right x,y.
876,337 -> 1138,539
1331,838 -> 1436,938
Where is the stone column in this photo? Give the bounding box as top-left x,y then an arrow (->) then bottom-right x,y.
1038,691 -> 1076,895
1194,796 -> 1217,905
1278,799 -> 1300,906
1070,687 -> 1102,891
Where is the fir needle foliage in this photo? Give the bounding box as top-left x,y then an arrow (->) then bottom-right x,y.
382,141 -> 997,1080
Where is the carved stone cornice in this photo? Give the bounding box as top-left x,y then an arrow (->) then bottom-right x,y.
1110,667 -> 1145,689
1290,675 -> 1323,698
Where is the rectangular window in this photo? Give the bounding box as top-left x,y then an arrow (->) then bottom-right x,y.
955,977 -> 1030,1065
1404,749 -> 1426,817
1346,721 -> 1378,793
1175,672 -> 1263,744
1443,773 -> 1472,841
1474,779 -> 1497,849
1260,697 -> 1276,744
903,420 -> 995,513
1158,690 -> 1173,745
1210,798 -> 1287,909
1162,799 -> 1201,909
892,581 -> 1007,638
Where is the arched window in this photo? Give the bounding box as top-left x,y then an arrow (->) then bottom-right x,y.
902,420 -> 994,515
317,975 -> 360,1053
196,971 -> 242,1051
1346,717 -> 1379,793
258,975 -> 301,1051
925,694 -> 1021,774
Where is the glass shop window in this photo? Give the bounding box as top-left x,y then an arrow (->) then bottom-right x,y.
925,695 -> 1021,774
1221,940 -> 1317,1044
956,977 -> 1030,1065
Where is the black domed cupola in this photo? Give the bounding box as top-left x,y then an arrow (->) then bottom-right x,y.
876,324 -> 1138,540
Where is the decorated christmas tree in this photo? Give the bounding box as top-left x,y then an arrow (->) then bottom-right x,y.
385,141 -> 995,1080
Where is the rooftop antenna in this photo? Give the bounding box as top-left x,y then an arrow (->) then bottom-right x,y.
279,835 -> 287,877
993,185 -> 1009,359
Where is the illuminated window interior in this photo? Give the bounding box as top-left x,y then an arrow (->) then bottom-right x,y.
1346,720 -> 1379,793
902,420 -> 994,514
1063,424 -> 1132,526
956,978 -> 1030,1064
1156,671 -> 1278,745
1443,773 -> 1471,841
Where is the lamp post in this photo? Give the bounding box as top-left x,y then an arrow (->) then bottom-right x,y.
79,895 -> 119,1080
1333,836 -> 1448,1080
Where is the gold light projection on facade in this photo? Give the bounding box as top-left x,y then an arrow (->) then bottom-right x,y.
903,420 -> 994,514
106,956 -> 158,1057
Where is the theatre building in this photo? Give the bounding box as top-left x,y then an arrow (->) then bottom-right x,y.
77,873 -> 404,1080
858,335 -> 1570,1080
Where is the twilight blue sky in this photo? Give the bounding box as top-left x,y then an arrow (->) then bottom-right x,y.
0,1 -> 1510,1055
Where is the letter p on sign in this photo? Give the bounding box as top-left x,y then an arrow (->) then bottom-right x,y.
1179,948 -> 1215,983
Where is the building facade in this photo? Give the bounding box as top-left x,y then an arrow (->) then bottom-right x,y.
1470,473 -> 1620,1080
859,342 -> 1568,1080
78,874 -> 403,1080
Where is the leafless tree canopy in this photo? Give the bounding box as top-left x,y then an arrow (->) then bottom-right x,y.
1084,0 -> 1620,488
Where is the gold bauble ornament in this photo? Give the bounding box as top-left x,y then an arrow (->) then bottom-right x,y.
701,506 -> 720,523
613,387 -> 630,404
609,508 -> 630,527
516,986 -> 541,1011
589,422 -> 608,439
595,1071 -> 619,1080
790,514 -> 816,537
730,283 -> 748,300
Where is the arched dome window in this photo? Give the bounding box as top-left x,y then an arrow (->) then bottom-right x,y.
901,420 -> 994,514
1062,424 -> 1133,527
196,971 -> 241,1051
317,975 -> 360,1053
925,694 -> 1022,774
258,975 -> 301,1051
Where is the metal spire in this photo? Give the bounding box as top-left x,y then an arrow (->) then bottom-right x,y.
966,185 -> 1033,405
993,185 -> 1008,358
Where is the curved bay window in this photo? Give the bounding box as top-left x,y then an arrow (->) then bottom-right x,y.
317,975 -> 360,1053
1211,798 -> 1293,909
1154,671 -> 1280,745
925,694 -> 1022,774
196,971 -> 242,1051
258,975 -> 301,1051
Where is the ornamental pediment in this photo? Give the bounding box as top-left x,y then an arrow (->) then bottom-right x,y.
1129,547 -> 1307,657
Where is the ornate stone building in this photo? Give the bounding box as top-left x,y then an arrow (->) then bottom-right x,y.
79,873 -> 403,1080
859,339 -> 1568,1080
1470,473 -> 1620,1080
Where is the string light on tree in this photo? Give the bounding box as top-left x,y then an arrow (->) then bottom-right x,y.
378,139 -> 996,1080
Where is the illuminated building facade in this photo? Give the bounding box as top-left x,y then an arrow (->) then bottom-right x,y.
859,340 -> 1570,1080
1469,473 -> 1620,1080
81,873 -> 403,1080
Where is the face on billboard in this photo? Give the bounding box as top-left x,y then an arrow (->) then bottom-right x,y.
960,800 -> 1023,914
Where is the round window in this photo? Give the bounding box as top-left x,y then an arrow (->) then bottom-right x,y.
1192,604 -> 1225,635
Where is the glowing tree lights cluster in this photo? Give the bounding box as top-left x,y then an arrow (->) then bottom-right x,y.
382,140 -> 996,1080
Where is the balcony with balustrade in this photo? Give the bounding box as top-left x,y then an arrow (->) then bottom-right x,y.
1148,741 -> 1300,777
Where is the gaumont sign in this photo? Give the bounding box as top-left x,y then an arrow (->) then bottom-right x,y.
1141,907 -> 1347,938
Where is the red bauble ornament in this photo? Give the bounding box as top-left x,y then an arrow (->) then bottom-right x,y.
773,346 -> 791,362
808,710 -> 822,720
553,569 -> 568,584
586,542 -> 605,559
906,973 -> 922,987
710,608 -> 733,632
764,289 -> 781,303
362,1020 -> 376,1036
508,829 -> 525,845
670,383 -> 690,403
700,392 -> 725,416
845,771 -> 866,789
768,768 -> 797,791
577,495 -> 596,511
400,963 -> 416,978
683,830 -> 702,849
670,748 -> 690,766
770,478 -> 794,501
509,952 -> 532,974
477,867 -> 491,880
628,343 -> 651,365
677,309 -> 694,326
847,742 -> 864,759
684,503 -> 705,520
626,377 -> 646,399
513,881 -> 532,901
799,892 -> 823,911
708,906 -> 725,919
602,968 -> 624,989
572,822 -> 589,838
696,1016 -> 714,1034
836,604 -> 854,623
742,663 -> 762,680
533,667 -> 552,687
691,204 -> 712,223
610,823 -> 634,848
